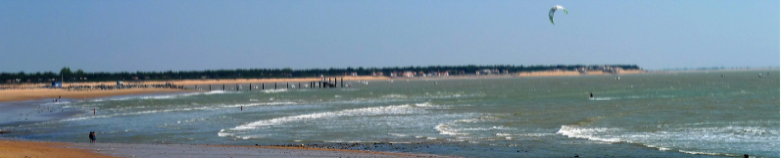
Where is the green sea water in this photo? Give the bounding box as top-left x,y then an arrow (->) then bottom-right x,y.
1,70 -> 779,157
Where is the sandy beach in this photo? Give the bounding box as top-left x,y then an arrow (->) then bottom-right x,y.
0,139 -> 118,158
0,139 -> 455,158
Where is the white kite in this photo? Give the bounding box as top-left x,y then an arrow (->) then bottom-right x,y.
549,5 -> 569,24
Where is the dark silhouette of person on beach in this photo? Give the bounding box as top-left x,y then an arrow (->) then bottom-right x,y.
89,131 -> 96,143
590,92 -> 593,99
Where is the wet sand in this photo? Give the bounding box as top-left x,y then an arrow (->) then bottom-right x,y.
71,143 -> 455,158
0,139 -> 456,158
0,139 -> 118,158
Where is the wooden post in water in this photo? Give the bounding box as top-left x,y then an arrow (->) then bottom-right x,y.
287,82 -> 289,89
249,84 -> 252,91
341,78 -> 343,88
236,84 -> 239,91
223,84 -> 225,90
274,83 -> 277,89
209,85 -> 211,91
262,84 -> 264,90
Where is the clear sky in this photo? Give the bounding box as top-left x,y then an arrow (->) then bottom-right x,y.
0,0 -> 779,72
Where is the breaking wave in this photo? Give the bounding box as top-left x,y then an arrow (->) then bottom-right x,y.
556,124 -> 778,157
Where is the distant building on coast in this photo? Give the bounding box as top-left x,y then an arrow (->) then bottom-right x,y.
403,71 -> 414,77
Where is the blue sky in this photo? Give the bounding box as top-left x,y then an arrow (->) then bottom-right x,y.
0,0 -> 778,72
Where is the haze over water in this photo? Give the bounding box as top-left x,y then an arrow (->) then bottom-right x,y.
1,70 -> 779,157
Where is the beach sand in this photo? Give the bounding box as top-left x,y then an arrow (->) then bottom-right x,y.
0,139 -> 118,158
0,88 -> 188,102
0,139 -> 455,158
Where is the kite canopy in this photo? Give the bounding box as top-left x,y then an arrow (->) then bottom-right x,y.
549,5 -> 568,24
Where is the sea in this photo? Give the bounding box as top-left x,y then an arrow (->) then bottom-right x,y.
0,70 -> 779,157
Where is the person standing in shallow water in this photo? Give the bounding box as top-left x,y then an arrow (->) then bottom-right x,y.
89,131 -> 96,143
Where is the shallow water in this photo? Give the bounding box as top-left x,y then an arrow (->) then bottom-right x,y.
1,70 -> 779,157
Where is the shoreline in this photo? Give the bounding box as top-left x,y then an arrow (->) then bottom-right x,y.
0,88 -> 191,102
0,76 -> 392,89
0,139 -> 456,158
0,76 -> 392,102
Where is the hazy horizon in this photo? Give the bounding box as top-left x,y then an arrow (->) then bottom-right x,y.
0,64 -> 780,74
1,0 -> 779,72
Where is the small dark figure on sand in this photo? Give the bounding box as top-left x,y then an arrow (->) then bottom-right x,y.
89,131 -> 96,143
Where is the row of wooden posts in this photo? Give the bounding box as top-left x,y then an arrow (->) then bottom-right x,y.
192,77 -> 345,91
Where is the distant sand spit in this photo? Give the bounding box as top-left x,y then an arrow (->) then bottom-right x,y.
0,76 -> 391,102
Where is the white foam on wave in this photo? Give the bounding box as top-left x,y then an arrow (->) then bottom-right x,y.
589,97 -> 616,101
226,102 -> 432,131
381,94 -> 408,99
588,95 -> 676,101
434,123 -> 467,136
61,101 -> 299,122
496,132 -> 556,137
434,115 -> 507,137
89,90 -> 231,102
556,125 -> 778,157
677,150 -> 737,157
388,133 -> 408,137
262,89 -> 288,93
556,125 -> 623,142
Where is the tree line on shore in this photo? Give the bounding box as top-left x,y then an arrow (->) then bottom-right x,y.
0,64 -> 639,83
